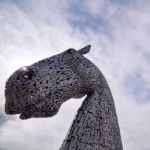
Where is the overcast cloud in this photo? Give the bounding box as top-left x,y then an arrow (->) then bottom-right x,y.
0,0 -> 150,150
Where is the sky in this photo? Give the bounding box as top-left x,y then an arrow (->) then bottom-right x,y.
0,0 -> 150,150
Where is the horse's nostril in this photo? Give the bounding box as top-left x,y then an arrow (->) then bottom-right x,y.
15,67 -> 36,85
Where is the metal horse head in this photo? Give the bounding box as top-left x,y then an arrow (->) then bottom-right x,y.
5,45 -> 100,119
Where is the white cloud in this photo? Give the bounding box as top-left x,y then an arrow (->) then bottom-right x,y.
0,0 -> 150,150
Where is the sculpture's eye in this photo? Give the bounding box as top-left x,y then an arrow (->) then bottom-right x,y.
15,67 -> 35,85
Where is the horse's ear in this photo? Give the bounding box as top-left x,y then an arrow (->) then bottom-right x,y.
78,45 -> 91,55
65,48 -> 76,54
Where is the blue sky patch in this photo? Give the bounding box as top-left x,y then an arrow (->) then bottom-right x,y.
66,2 -> 112,34
124,71 -> 150,103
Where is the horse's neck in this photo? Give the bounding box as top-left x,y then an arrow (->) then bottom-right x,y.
60,79 -> 123,150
